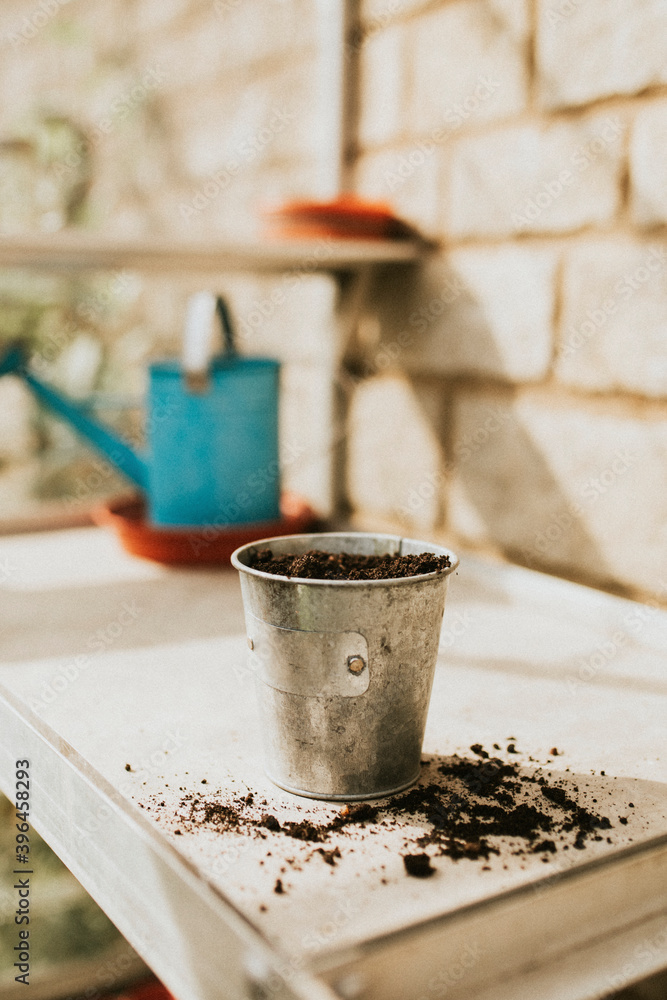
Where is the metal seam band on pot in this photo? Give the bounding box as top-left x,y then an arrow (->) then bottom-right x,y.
245,612 -> 370,697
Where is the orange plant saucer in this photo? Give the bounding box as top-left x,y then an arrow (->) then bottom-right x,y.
92,493 -> 318,565
261,195 -> 416,241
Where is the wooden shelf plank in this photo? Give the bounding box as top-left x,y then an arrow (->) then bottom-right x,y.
0,232 -> 424,274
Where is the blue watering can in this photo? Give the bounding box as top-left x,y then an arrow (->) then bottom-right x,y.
0,294 -> 281,528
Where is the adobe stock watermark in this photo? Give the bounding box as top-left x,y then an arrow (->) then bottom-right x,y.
4,0 -> 73,49
204,834 -> 253,879
545,0 -> 590,28
600,923 -> 667,999
301,896 -> 358,953
76,271 -> 134,325
560,245 -> 667,359
566,578 -> 667,697
0,556 -> 18,587
511,116 -> 624,230
76,729 -> 188,842
29,272 -> 134,381
28,601 -> 142,711
188,438 -> 307,558
179,106 -> 296,220
340,274 -> 468,402
409,274 -> 468,333
212,0 -> 241,15
52,68 -> 167,181
345,0 -> 403,61
33,399 -> 178,510
232,632 -> 268,686
32,272 -> 133,374
384,74 -> 501,192
234,238 -> 335,338
521,447 -> 637,567
73,947 -> 143,1000
64,454 -> 129,509
439,609 -> 474,652
241,896 -> 360,1000
400,406 -> 513,519
416,939 -> 482,1000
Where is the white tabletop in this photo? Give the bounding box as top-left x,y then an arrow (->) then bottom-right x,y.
0,527 -> 665,1000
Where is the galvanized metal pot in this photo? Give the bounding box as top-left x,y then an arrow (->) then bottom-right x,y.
231,532 -> 459,801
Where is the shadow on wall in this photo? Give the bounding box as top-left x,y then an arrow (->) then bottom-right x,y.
344,256 -> 616,591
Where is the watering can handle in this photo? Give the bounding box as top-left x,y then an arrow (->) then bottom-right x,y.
182,292 -> 236,393
216,296 -> 235,356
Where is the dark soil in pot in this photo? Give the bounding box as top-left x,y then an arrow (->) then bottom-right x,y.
247,548 -> 452,580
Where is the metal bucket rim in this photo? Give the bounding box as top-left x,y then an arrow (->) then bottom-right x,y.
231,531 -> 459,587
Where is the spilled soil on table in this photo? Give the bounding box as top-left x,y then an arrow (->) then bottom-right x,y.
143,744 -> 632,884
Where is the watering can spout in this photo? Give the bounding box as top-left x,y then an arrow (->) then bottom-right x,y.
0,341 -> 149,491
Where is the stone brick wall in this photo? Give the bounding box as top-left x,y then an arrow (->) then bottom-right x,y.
350,0 -> 667,604
0,0 -> 665,604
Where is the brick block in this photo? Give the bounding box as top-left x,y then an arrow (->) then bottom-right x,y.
536,0 -> 667,109
630,101 -> 667,227
408,0 -> 529,136
446,114 -> 625,238
449,391 -> 667,596
358,23 -> 407,147
346,374 -> 445,531
556,241 -> 667,398
369,245 -> 557,381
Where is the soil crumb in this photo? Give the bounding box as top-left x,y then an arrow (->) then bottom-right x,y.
246,548 -> 451,581
403,853 -> 436,878
317,846 -> 342,866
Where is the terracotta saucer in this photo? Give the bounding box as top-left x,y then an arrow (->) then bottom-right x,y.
261,195 -> 416,241
92,493 -> 318,565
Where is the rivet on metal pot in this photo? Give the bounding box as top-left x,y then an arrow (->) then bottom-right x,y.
347,655 -> 366,675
